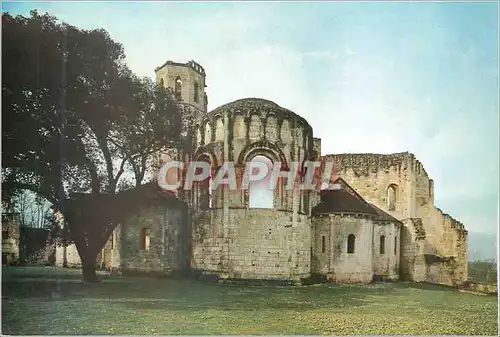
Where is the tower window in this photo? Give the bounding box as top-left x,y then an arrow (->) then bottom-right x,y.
394,236 -> 397,255
387,184 -> 397,211
194,82 -> 199,103
175,77 -> 182,100
380,235 -> 385,254
321,235 -> 326,253
347,234 -> 355,254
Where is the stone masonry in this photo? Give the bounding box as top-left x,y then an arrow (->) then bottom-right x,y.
109,60 -> 468,286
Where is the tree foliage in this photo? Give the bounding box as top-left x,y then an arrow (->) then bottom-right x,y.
468,259 -> 497,284
2,10 -> 183,281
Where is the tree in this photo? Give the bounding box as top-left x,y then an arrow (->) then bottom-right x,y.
2,10 -> 184,282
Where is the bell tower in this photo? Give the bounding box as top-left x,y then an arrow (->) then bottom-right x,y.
155,60 -> 207,113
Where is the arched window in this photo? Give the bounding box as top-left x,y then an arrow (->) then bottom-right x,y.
394,236 -> 397,255
347,234 -> 355,254
194,82 -> 199,103
387,184 -> 397,211
380,235 -> 385,254
175,77 -> 182,100
249,155 -> 274,209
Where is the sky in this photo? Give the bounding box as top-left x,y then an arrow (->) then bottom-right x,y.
2,1 -> 499,236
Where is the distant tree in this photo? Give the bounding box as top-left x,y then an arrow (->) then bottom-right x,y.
2,10 -> 184,282
468,259 -> 497,284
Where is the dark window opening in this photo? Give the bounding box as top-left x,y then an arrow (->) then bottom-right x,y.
321,235 -> 326,253
380,235 -> 385,254
194,82 -> 199,103
347,234 -> 355,254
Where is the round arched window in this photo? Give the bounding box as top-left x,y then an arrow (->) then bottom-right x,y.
249,155 -> 274,209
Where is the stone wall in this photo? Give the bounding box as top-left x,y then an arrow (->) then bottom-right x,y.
156,60 -> 207,112
55,244 -> 81,268
120,203 -> 188,275
372,222 -> 400,280
328,214 -> 374,283
324,152 -> 468,285
311,214 -> 375,283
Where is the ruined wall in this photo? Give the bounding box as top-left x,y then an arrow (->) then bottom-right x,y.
372,222 -> 400,280
227,210 -> 310,280
120,203 -> 188,275
324,152 -> 468,285
2,213 -> 20,265
311,215 -> 330,274
191,209 -> 226,273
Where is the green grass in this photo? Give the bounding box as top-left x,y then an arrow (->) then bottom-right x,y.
2,267 -> 498,335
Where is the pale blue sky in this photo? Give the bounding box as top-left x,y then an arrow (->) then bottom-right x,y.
2,1 -> 498,235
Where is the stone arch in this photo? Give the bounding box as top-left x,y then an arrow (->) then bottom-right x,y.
214,117 -> 224,141
193,149 -> 219,168
387,184 -> 398,211
232,114 -> 246,139
237,141 -> 289,170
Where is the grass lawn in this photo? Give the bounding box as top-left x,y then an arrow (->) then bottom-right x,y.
1,267 -> 498,335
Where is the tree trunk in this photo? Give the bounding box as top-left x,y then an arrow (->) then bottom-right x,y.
81,252 -> 99,283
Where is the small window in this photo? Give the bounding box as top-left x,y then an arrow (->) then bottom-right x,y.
159,78 -> 164,87
321,235 -> 326,253
394,236 -> 397,255
110,232 -> 115,250
141,228 -> 150,250
380,235 -> 385,254
194,82 -> 199,103
347,234 -> 355,254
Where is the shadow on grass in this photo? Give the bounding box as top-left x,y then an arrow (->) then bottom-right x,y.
391,281 -> 459,293
2,266 -> 465,313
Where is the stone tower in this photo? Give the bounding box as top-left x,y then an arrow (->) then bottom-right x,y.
155,60 -> 208,113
